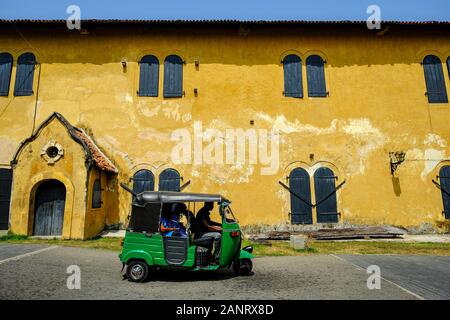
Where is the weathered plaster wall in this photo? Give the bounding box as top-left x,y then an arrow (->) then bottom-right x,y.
1,25 -> 450,231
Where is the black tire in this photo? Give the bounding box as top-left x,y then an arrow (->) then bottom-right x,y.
126,261 -> 149,282
233,258 -> 253,276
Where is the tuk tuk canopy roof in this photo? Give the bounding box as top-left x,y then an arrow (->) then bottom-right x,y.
135,191 -> 229,204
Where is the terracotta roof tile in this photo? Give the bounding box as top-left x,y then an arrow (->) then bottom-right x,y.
73,128 -> 118,174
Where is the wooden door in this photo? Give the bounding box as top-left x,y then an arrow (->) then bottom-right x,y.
34,180 -> 66,236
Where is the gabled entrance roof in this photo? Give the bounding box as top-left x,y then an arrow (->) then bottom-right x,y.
12,112 -> 118,174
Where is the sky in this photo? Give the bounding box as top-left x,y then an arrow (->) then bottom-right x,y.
0,0 -> 449,21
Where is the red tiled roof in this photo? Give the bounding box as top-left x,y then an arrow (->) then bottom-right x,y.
73,128 -> 118,174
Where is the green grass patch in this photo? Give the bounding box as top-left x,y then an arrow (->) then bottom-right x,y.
2,236 -> 450,256
242,239 -> 450,256
0,234 -> 29,241
1,236 -> 122,251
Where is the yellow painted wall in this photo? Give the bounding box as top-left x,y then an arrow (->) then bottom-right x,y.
9,118 -> 88,239
2,25 -> 450,234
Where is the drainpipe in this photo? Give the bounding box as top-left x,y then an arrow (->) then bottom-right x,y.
31,62 -> 42,136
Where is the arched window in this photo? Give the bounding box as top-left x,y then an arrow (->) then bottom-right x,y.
14,52 -> 36,96
159,168 -> 181,191
163,55 -> 183,98
283,54 -> 303,98
139,55 -> 159,97
314,167 -> 339,223
92,178 -> 102,209
447,56 -> 450,79
0,53 -> 13,96
423,55 -> 448,103
438,166 -> 450,219
132,169 -> 155,194
306,55 -> 327,97
289,168 -> 312,224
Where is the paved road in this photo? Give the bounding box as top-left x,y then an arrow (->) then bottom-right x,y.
338,255 -> 450,300
0,243 -> 446,300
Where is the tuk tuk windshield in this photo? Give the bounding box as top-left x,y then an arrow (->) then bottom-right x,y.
223,204 -> 237,223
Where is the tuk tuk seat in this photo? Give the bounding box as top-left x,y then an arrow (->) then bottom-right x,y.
192,237 -> 214,249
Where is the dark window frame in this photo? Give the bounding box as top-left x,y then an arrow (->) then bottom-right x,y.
14,52 -> 36,97
283,54 -> 303,98
0,52 -> 13,96
306,55 -> 327,97
132,169 -> 155,194
423,55 -> 448,104
158,168 -> 181,191
163,55 -> 183,98
138,55 -> 159,97
92,178 -> 102,209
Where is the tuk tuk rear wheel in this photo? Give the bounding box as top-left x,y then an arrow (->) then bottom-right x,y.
233,258 -> 253,276
126,261 -> 149,282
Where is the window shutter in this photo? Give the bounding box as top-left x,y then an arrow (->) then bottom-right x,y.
139,55 -> 159,97
159,168 -> 181,191
163,55 -> 183,98
92,178 -> 102,208
423,55 -> 448,103
306,55 -> 327,97
289,168 -> 313,224
314,167 -> 339,223
283,54 -> 303,98
0,53 -> 13,96
447,57 -> 450,80
132,169 -> 155,194
439,166 -> 450,219
14,52 -> 36,96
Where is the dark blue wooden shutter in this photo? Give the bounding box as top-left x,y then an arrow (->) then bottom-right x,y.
139,55 -> 159,97
133,170 -> 155,194
447,57 -> 450,80
289,168 -> 312,224
314,167 -> 339,223
163,55 -> 183,98
423,55 -> 448,103
439,166 -> 450,219
0,169 -> 12,230
92,179 -> 102,208
159,168 -> 181,191
0,53 -> 13,96
306,55 -> 327,97
14,52 -> 36,96
283,54 -> 303,98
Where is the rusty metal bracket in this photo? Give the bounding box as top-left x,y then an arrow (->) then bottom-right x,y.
314,180 -> 346,207
432,179 -> 450,197
179,180 -> 191,191
278,180 -> 314,207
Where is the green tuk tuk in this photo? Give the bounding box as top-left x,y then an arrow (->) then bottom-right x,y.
119,183 -> 254,282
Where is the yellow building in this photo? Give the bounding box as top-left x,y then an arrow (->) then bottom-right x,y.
1,20 -> 450,239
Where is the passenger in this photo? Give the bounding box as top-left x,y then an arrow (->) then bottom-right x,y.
196,202 -> 222,263
160,203 -> 187,237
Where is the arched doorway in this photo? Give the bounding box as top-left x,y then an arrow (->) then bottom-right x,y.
438,166 -> 450,219
314,167 -> 339,223
132,169 -> 155,194
33,180 -> 66,236
288,167 -> 313,224
159,168 -> 181,191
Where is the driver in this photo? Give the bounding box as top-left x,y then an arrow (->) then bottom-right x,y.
196,202 -> 222,263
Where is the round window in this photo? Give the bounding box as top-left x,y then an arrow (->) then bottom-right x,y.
46,146 -> 59,158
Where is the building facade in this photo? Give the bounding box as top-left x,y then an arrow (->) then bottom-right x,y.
0,20 -> 450,239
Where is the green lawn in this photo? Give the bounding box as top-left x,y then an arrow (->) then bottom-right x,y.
2,234 -> 450,256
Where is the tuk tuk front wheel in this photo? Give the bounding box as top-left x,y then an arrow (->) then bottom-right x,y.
233,258 -> 253,276
126,261 -> 149,282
